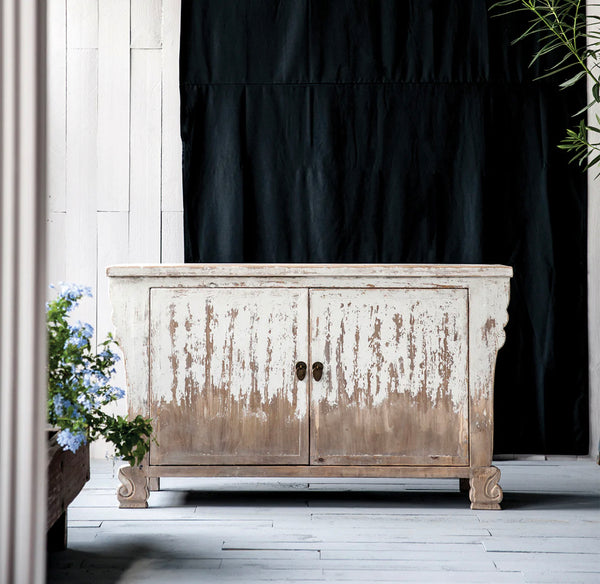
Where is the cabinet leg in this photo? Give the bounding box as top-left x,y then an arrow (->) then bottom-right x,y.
117,465 -> 149,508
469,466 -> 503,510
148,477 -> 160,491
47,510 -> 67,551
459,478 -> 470,494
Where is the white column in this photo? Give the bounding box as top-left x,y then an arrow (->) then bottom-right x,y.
588,0 -> 600,460
0,0 -> 48,583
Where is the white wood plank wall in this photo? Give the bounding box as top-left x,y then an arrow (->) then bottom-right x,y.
46,0 -> 599,459
46,0 -> 183,457
587,2 -> 600,461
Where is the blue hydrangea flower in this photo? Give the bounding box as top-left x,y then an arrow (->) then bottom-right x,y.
53,394 -> 72,417
111,387 -> 125,400
93,371 -> 108,385
58,282 -> 92,302
69,321 -> 94,339
56,428 -> 87,453
66,335 -> 88,349
77,394 -> 94,410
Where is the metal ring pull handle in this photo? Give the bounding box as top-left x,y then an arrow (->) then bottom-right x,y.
295,361 -> 307,381
312,362 -> 323,381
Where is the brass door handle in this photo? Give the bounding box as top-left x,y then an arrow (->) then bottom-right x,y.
312,362 -> 323,381
295,361 -> 307,381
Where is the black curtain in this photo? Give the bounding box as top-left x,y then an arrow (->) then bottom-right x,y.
179,0 -> 588,454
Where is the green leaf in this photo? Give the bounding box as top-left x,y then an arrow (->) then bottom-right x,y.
559,70 -> 586,89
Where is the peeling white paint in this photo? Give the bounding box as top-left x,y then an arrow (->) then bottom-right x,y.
310,288 -> 469,413
149,287 -> 308,414
109,264 -> 511,477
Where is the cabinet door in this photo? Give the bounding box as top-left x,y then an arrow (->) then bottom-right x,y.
149,287 -> 309,465
310,288 -> 469,466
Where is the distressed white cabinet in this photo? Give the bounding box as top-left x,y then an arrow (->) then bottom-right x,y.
108,264 -> 512,509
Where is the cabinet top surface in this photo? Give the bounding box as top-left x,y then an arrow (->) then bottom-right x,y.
107,263 -> 513,278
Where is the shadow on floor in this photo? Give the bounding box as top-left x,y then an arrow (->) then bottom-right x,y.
176,488 -> 600,511
47,543 -> 178,584
181,488 -> 467,508
501,491 -> 600,511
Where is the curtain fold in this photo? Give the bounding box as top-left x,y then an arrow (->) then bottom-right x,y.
180,0 -> 588,454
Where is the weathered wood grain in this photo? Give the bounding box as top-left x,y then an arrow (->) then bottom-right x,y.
149,287 -> 309,465
146,465 -> 472,479
117,465 -> 149,509
469,466 -> 503,510
131,0 -> 162,49
47,433 -> 90,549
129,49 -> 161,263
310,287 -> 469,466
161,211 -> 184,262
66,0 -> 98,48
47,0 -> 67,214
46,212 -> 67,287
97,0 -> 130,212
65,48 -> 98,331
588,7 -> 600,460
108,264 -> 511,509
107,264 -> 513,278
160,0 -> 183,213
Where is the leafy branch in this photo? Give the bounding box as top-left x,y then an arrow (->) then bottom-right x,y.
491,0 -> 600,170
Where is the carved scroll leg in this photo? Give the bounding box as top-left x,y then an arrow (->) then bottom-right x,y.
469,466 -> 503,510
148,477 -> 160,492
117,465 -> 149,508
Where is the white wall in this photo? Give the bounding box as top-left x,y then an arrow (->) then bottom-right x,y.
46,0 -> 183,457
46,0 -> 599,459
587,3 -> 600,460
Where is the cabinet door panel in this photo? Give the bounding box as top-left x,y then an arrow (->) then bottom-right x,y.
149,288 -> 309,465
310,288 -> 469,466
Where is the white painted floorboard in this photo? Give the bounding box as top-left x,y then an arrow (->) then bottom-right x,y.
47,459 -> 600,584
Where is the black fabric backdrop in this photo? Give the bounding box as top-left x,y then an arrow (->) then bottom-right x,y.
179,0 -> 588,454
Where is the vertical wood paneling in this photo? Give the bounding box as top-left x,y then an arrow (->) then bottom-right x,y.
95,211 -> 130,458
46,212 -> 67,288
47,0 -> 67,213
129,49 -> 162,262
98,0 -> 130,212
66,0 -> 98,48
161,0 -> 183,213
131,0 -> 162,48
161,211 -> 184,262
65,48 -> 98,332
587,1 -> 600,458
96,212 -> 129,343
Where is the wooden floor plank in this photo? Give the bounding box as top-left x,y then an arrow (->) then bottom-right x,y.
322,570 -> 527,583
47,459 -> 600,584
483,536 -> 600,553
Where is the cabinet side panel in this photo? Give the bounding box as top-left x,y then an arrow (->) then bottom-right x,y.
149,287 -> 309,464
468,278 -> 511,468
310,288 -> 469,465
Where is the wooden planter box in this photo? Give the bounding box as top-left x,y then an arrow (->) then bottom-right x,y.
47,431 -> 90,551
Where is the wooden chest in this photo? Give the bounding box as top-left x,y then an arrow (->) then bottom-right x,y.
108,264 -> 512,509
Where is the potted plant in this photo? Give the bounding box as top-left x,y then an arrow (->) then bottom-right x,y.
46,282 -> 154,547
